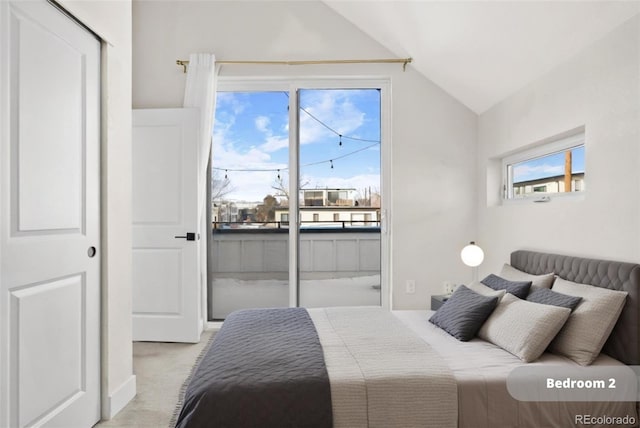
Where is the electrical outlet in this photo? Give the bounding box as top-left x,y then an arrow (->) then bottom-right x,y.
405,279 -> 416,294
443,281 -> 457,295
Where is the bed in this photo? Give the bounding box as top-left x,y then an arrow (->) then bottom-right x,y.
174,250 -> 640,428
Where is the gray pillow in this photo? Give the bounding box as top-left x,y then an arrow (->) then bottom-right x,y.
527,288 -> 582,310
481,274 -> 531,299
429,285 -> 499,341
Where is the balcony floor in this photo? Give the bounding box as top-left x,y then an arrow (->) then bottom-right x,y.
211,274 -> 381,319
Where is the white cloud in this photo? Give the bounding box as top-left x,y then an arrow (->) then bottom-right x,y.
260,136 -> 289,153
213,129 -> 274,169
254,115 -> 270,133
222,170 -> 286,202
216,92 -> 246,115
252,114 -> 289,153
212,114 -> 287,201
299,90 -> 368,145
513,163 -> 563,181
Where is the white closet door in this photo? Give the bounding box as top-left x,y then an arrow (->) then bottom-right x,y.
0,1 -> 101,427
132,108 -> 202,343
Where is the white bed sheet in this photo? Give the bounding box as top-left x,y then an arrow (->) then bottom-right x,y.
392,310 -> 639,428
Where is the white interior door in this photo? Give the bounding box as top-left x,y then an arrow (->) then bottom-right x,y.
132,108 -> 202,343
0,1 -> 101,427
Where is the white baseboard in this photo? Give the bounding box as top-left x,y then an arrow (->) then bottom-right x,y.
206,321 -> 223,330
103,374 -> 137,420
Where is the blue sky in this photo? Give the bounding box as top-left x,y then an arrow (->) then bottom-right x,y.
513,145 -> 585,183
212,89 -> 381,202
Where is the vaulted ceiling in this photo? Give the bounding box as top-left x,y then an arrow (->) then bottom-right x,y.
324,1 -> 640,113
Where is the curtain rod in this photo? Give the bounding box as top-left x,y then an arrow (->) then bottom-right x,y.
175,57 -> 412,73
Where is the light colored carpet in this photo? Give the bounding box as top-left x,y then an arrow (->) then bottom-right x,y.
96,329 -> 217,428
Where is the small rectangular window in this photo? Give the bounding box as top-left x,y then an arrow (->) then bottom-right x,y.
304,191 -> 324,206
327,190 -> 351,206
313,213 -> 319,222
351,213 -> 364,226
503,132 -> 585,201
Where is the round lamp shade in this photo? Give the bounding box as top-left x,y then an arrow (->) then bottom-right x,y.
461,242 -> 484,267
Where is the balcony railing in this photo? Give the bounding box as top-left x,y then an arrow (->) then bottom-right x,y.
213,220 -> 381,231
209,224 -> 381,319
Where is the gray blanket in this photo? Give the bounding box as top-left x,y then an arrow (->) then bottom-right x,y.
174,308 -> 333,428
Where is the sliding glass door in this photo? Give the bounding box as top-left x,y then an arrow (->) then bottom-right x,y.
297,88 -> 382,307
210,80 -> 388,319
209,90 -> 290,320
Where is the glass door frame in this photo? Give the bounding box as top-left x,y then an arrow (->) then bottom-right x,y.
215,77 -> 392,310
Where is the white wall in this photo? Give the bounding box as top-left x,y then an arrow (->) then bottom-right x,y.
477,15 -> 640,275
58,0 -> 135,419
133,0 -> 478,309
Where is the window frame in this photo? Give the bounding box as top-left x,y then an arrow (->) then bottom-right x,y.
502,132 -> 585,203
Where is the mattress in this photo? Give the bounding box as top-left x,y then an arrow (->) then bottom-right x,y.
174,306 -> 638,428
393,310 -> 639,428
175,307 -> 458,428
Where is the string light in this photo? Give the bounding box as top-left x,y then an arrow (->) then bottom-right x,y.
282,91 -> 380,144
212,141 -> 379,174
224,169 -> 228,179
277,169 -> 281,181
338,134 -> 342,147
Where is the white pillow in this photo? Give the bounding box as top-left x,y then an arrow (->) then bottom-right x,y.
478,293 -> 571,363
467,280 -> 506,300
500,263 -> 555,291
549,277 -> 628,365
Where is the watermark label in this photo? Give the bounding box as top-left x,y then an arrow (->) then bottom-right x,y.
575,415 -> 636,426
547,377 -> 613,389
507,365 -> 640,402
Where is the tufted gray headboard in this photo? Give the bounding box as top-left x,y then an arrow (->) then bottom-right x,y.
511,250 -> 640,365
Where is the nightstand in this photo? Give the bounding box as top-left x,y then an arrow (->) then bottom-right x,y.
430,294 -> 450,311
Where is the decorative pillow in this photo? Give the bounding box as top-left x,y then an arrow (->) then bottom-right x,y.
549,278 -> 628,365
481,274 -> 531,299
527,288 -> 582,310
467,281 -> 506,300
429,285 -> 499,341
500,263 -> 555,291
478,293 -> 571,362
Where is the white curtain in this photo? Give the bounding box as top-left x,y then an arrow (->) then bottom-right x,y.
183,53 -> 217,191
183,53 -> 217,327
